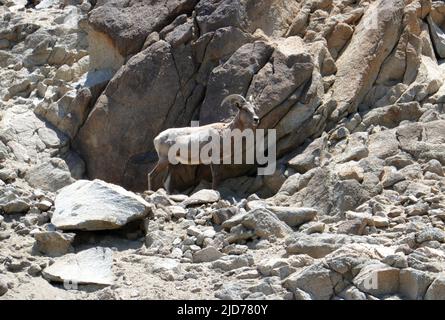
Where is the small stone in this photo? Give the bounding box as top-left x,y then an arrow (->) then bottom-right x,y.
371,216 -> 389,228
338,286 -> 367,300
293,288 -> 313,300
6,260 -> 31,272
388,207 -> 403,218
304,222 -> 325,234
416,228 -> 445,244
222,244 -> 248,255
193,247 -> 223,263
381,166 -> 404,188
54,64 -> 73,82
257,258 -> 289,276
212,254 -> 254,272
33,231 -> 76,257
267,206 -> 317,227
37,200 -> 52,211
0,168 -> 17,182
337,218 -> 369,235
142,32 -> 160,50
286,234 -> 342,258
385,154 -> 414,169
28,263 -> 42,276
222,212 -> 248,230
212,207 -> 238,225
147,190 -> 174,206
331,126 -> 349,141
3,199 -> 30,214
337,164 -> 364,182
202,229 -> 216,239
169,205 -> 187,219
33,189 -> 45,199
405,203 -> 429,217
182,189 -> 220,207
236,268 -> 260,279
382,254 -> 408,269
170,248 -> 182,259
424,159 -> 443,177
80,0 -> 92,11
187,226 -> 202,237
247,277 -> 283,296
25,158 -> 74,192
283,264 -> 335,300
0,231 -> 11,240
241,208 -> 292,239
214,283 -> 245,300
169,194 -> 189,202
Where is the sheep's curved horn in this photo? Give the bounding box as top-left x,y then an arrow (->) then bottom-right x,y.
221,94 -> 246,109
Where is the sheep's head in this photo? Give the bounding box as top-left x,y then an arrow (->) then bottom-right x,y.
222,94 -> 259,128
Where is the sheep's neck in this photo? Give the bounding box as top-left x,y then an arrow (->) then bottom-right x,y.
229,114 -> 246,131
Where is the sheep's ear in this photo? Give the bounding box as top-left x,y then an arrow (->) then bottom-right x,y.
234,102 -> 241,109
249,95 -> 254,103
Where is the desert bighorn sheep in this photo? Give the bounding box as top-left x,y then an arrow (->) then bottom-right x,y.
148,94 -> 260,192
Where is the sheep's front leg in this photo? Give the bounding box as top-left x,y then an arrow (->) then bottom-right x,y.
210,163 -> 221,190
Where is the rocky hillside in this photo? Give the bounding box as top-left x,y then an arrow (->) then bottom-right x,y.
1,0 -> 445,300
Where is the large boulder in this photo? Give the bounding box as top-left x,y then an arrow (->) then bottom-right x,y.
87,0 -> 199,71
51,179 -> 150,231
328,0 -> 405,120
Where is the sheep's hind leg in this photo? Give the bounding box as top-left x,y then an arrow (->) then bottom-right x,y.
148,158 -> 169,191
